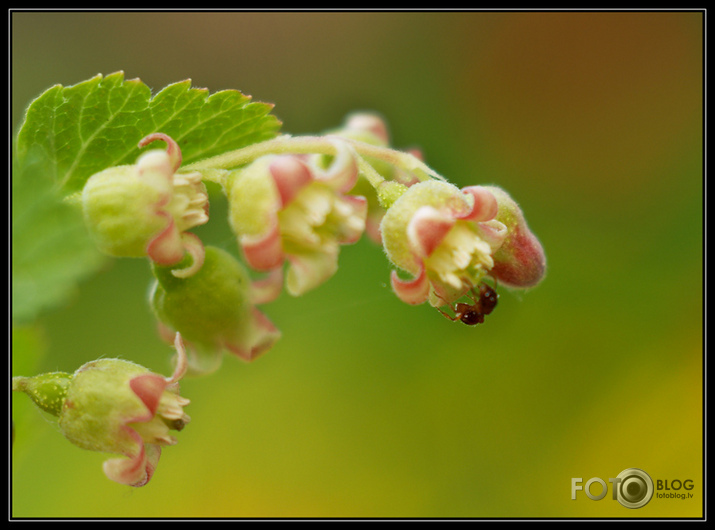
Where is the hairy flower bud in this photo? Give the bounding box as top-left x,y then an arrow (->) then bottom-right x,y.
82,133 -> 208,277
150,245 -> 281,375
335,112 -> 391,147
482,186 -> 546,288
12,333 -> 190,487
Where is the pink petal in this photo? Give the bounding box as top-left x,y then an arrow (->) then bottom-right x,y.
390,266 -> 430,305
102,430 -> 161,487
224,307 -> 281,362
336,195 -> 368,244
241,222 -> 285,271
318,139 -> 359,193
170,232 -> 205,278
406,206 -> 455,259
458,186 -> 499,222
129,374 -> 167,419
269,156 -> 313,207
146,212 -> 185,265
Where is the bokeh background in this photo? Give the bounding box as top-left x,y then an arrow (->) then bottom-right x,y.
11,11 -> 703,518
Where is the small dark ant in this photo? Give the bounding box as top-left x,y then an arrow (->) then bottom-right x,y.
436,280 -> 498,326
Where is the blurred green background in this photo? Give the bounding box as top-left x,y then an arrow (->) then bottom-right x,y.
11,11 -> 703,518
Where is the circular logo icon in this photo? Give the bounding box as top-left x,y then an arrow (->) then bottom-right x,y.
614,468 -> 654,509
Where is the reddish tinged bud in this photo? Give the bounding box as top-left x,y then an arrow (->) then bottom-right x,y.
483,186 -> 546,288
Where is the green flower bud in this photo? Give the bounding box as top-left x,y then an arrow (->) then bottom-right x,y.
150,246 -> 282,375
12,334 -> 190,487
82,163 -> 171,258
81,133 -> 208,277
377,180 -> 408,209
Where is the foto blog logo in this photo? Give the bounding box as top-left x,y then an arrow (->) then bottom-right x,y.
571,468 -> 654,509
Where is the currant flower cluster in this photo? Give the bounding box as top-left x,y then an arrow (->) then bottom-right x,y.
13,113 -> 546,487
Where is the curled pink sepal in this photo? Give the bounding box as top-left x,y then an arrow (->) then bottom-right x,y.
103,333 -> 189,487
242,222 -> 284,271
407,206 -> 456,259
146,212 -> 185,266
139,133 -> 182,172
139,133 -> 208,273
390,266 -> 430,305
170,233 -> 206,279
129,374 -> 169,420
458,186 -> 499,222
315,139 -> 360,193
270,156 -> 313,207
103,431 -> 162,488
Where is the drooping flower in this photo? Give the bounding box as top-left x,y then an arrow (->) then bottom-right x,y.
380,179 -> 545,307
226,139 -> 367,296
150,245 -> 282,375
82,133 -> 209,278
12,333 -> 191,487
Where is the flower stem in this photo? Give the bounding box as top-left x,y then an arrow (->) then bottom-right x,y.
353,154 -> 386,189
184,135 -> 446,190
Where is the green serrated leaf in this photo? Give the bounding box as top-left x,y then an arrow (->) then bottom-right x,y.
11,147 -> 106,324
15,71 -> 282,195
